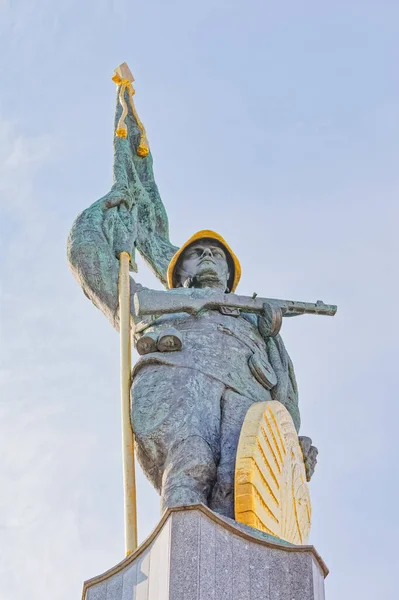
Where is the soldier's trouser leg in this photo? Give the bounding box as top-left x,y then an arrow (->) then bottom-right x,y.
210,390 -> 254,519
131,364 -> 224,513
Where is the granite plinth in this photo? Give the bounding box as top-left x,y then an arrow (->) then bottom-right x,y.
82,505 -> 328,600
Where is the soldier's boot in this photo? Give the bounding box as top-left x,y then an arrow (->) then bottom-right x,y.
160,435 -> 217,513
210,464 -> 235,518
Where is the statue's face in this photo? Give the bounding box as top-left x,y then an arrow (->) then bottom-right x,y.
177,239 -> 230,290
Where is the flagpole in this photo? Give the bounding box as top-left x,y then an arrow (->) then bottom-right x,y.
118,251 -> 138,555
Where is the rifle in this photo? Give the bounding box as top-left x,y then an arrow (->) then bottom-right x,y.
134,288 -> 337,319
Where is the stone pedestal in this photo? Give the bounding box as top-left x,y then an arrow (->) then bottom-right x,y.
83,505 -> 328,600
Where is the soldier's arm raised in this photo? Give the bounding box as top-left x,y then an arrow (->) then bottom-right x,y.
68,66 -> 178,329
67,165 -> 143,331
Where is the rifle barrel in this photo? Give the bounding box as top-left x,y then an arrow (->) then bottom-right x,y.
271,299 -> 337,317
225,294 -> 337,317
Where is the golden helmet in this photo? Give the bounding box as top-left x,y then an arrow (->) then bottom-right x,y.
167,230 -> 241,292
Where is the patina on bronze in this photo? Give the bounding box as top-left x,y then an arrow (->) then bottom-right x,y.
67,64 -> 334,533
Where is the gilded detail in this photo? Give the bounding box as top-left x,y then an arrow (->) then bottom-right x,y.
235,401 -> 312,545
112,63 -> 150,156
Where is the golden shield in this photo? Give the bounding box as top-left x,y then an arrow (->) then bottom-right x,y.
235,401 -> 311,545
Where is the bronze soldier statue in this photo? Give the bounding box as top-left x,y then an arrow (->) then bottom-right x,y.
67,69 -> 323,520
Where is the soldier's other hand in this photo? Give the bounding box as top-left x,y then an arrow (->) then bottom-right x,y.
298,436 -> 318,482
258,302 -> 282,338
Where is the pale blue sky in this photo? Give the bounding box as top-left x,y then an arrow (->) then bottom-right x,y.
1,1 -> 398,599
